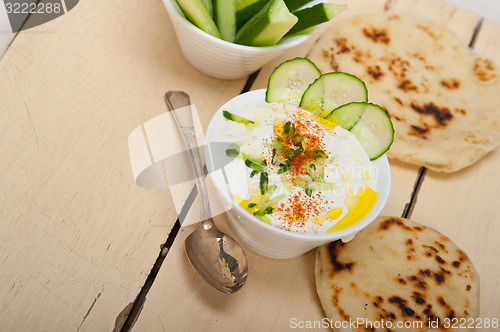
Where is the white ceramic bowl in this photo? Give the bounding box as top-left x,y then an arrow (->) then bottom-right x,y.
162,0 -> 316,80
205,90 -> 391,258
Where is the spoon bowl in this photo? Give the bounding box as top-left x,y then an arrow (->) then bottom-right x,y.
185,220 -> 248,293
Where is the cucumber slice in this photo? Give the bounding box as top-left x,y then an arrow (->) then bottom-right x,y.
265,57 -> 321,105
176,0 -> 222,38
283,3 -> 346,38
234,0 -> 298,46
325,102 -> 367,130
223,110 -> 254,124
283,0 -> 312,12
214,0 -> 236,42
349,103 -> 394,160
235,0 -> 269,31
299,72 -> 368,116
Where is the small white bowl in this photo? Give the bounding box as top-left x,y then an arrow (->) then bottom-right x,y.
205,90 -> 391,258
162,0 -> 316,80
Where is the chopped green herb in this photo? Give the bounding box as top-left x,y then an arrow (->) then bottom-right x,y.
304,188 -> 313,197
288,146 -> 303,158
314,149 -> 328,159
283,121 -> 293,135
260,172 -> 269,195
225,148 -> 240,158
250,170 -> 259,178
275,137 -> 283,147
245,159 -> 265,172
248,203 -> 257,208
254,206 -> 273,217
223,110 -> 254,124
277,161 -> 290,174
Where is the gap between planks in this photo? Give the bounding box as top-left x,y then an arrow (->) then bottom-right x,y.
401,167 -> 427,219
117,14 -> 485,331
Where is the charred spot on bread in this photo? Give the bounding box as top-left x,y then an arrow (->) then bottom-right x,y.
419,269 -> 431,277
434,272 -> 445,284
331,287 -> 351,321
327,241 -> 355,273
367,65 -> 384,80
398,79 -> 418,92
334,37 -> 351,54
410,125 -> 429,138
412,292 -> 426,305
363,27 -> 390,44
473,58 -> 497,83
408,274 -> 428,290
436,255 -> 445,264
378,217 -> 410,231
393,97 -> 403,106
440,79 -> 460,89
410,102 -> 453,126
388,296 -> 416,317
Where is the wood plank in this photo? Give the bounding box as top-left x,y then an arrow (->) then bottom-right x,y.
410,17 -> 500,319
133,0 -> 479,330
0,0 -> 246,331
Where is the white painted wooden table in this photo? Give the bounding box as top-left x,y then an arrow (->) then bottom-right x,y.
0,0 -> 499,331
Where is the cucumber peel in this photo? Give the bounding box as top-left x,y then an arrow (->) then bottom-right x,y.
349,103 -> 394,160
283,0 -> 311,12
176,0 -> 222,38
284,3 -> 347,38
234,0 -> 298,46
235,0 -> 269,31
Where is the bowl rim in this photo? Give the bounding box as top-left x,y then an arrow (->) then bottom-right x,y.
162,0 -> 315,52
205,89 -> 392,241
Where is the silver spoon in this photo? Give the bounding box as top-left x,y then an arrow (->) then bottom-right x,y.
165,91 -> 248,294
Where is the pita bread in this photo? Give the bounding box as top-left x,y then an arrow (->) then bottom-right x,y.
315,216 -> 479,332
308,14 -> 500,172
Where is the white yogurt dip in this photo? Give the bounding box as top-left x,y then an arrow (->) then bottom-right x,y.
211,96 -> 380,234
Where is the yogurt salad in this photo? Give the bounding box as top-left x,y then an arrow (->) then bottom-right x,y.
207,58 -> 393,236
215,100 -> 379,233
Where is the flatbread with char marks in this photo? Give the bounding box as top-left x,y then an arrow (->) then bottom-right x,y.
315,216 -> 479,332
308,14 -> 500,172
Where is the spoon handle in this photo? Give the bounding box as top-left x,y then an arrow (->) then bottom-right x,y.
165,91 -> 212,222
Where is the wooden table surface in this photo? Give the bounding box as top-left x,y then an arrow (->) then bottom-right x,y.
0,0 -> 498,331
